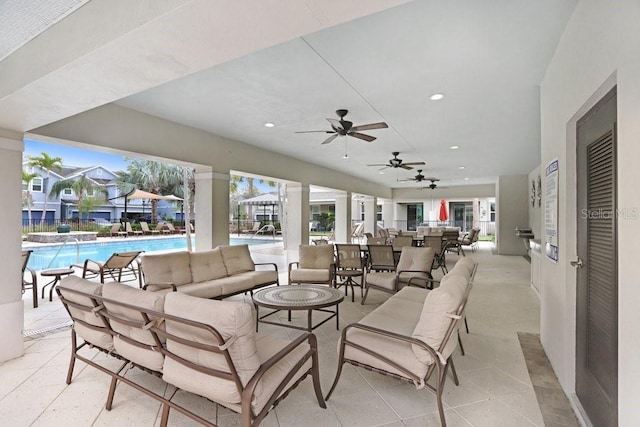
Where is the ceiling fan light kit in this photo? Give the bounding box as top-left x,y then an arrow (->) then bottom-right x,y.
368,151 -> 426,171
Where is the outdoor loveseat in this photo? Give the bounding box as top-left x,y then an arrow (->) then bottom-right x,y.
326,256 -> 477,427
139,244 -> 278,299
56,276 -> 325,427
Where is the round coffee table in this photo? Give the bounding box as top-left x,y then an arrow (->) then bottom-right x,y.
41,267 -> 75,302
252,285 -> 344,332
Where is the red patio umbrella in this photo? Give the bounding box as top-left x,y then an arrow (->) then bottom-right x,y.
439,199 -> 449,222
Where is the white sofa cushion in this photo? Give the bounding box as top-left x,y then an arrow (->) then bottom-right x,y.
142,251 -> 192,287
162,292 -> 260,406
57,275 -> 113,351
220,245 -> 255,275
290,268 -> 332,283
411,274 -> 467,364
102,282 -> 166,372
190,248 -> 228,282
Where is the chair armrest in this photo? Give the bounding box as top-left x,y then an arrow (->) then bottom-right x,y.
241,332 -> 317,411
288,262 -> 300,273
407,276 -> 439,289
254,262 -> 278,273
26,266 -> 38,284
142,281 -> 177,291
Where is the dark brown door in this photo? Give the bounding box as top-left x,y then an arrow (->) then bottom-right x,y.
575,87 -> 617,427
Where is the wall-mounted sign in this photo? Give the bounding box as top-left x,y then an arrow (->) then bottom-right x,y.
544,158 -> 559,262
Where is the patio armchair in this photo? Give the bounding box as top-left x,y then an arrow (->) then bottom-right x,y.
392,235 -> 414,247
366,236 -> 386,245
140,221 -> 160,235
79,250 -> 144,286
21,250 -> 38,308
459,227 -> 481,253
334,244 -> 365,302
423,234 -> 447,274
361,247 -> 435,305
366,244 -> 396,272
288,244 -> 335,287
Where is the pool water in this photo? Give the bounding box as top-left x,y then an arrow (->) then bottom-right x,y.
24,236 -> 280,271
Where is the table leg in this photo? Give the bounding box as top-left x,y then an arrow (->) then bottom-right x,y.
49,276 -> 61,302
336,304 -> 339,330
307,309 -> 312,332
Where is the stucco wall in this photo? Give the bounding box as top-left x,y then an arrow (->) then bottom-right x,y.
496,175 -> 528,255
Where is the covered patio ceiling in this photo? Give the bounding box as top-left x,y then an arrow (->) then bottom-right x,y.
1,0 -> 577,190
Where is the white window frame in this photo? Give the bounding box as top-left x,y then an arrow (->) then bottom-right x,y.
31,177 -> 43,192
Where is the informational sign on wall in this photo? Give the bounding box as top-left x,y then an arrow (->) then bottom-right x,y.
544,158 -> 559,262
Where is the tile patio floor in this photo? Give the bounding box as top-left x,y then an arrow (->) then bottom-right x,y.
5,242 -> 547,426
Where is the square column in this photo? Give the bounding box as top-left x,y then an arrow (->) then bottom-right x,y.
0,135 -> 26,362
363,195 -> 377,236
194,170 -> 230,250
334,192 -> 352,243
381,199 -> 394,230
285,183 -> 309,261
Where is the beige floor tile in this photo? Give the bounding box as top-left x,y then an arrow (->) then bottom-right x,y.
441,376 -> 492,408
328,387 -> 400,427
275,399 -> 341,427
405,409 -> 473,427
499,389 -> 545,426
455,398 -> 538,427
461,367 -> 530,398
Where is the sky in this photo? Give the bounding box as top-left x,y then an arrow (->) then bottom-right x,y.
24,139 -> 129,171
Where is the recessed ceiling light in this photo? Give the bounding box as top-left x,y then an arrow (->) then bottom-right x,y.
464,177 -> 470,181
264,122 -> 275,128
379,171 -> 384,174
343,153 -> 349,159
450,145 -> 459,150
430,93 -> 444,101
458,166 -> 465,170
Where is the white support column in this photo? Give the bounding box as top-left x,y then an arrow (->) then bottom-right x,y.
285,183 -> 309,262
381,199 -> 394,230
194,170 -> 229,250
395,203 -> 407,231
334,192 -> 351,243
0,135 -> 25,362
363,195 -> 377,236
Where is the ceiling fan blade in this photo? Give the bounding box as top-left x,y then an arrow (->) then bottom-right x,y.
295,130 -> 334,134
350,132 -> 376,142
402,161 -> 426,166
400,164 -> 413,170
326,118 -> 344,131
424,177 -> 440,182
321,134 -> 339,145
367,163 -> 388,167
351,122 -> 388,132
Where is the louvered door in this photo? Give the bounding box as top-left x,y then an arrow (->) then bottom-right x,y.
576,87 -> 617,427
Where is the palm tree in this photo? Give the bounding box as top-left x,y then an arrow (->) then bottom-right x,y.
121,159 -> 181,222
49,175 -> 108,221
28,152 -> 63,226
22,170 -> 38,225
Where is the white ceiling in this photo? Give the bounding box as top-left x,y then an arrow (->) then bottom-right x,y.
115,0 -> 576,189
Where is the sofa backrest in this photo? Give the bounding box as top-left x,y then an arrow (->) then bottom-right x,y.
57,275 -> 114,352
396,247 -> 435,285
102,282 -> 166,372
141,251 -> 193,287
219,244 -> 255,275
411,273 -> 469,364
190,248 -> 228,282
161,292 -> 260,406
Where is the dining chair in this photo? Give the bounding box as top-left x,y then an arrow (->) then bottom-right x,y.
335,244 -> 365,302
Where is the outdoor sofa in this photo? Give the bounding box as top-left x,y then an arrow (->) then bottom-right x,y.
326,256 -> 477,427
139,244 -> 278,299
56,276 -> 325,427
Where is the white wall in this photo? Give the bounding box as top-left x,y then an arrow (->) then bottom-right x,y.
540,1 -> 640,423
496,175 -> 529,255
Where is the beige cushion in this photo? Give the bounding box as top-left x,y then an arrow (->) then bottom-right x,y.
451,257 -> 476,277
411,274 -> 467,364
245,270 -> 278,287
290,268 -> 331,283
190,248 -> 228,282
251,334 -> 312,413
220,245 -> 255,275
365,271 -> 397,291
102,282 -> 166,372
298,245 -> 334,269
396,247 -> 434,285
171,280 -> 224,299
142,251 -> 192,287
162,292 -> 260,406
57,275 -> 113,351
213,274 -> 255,296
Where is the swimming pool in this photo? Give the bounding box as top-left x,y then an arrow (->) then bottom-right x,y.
24,236 -> 281,271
